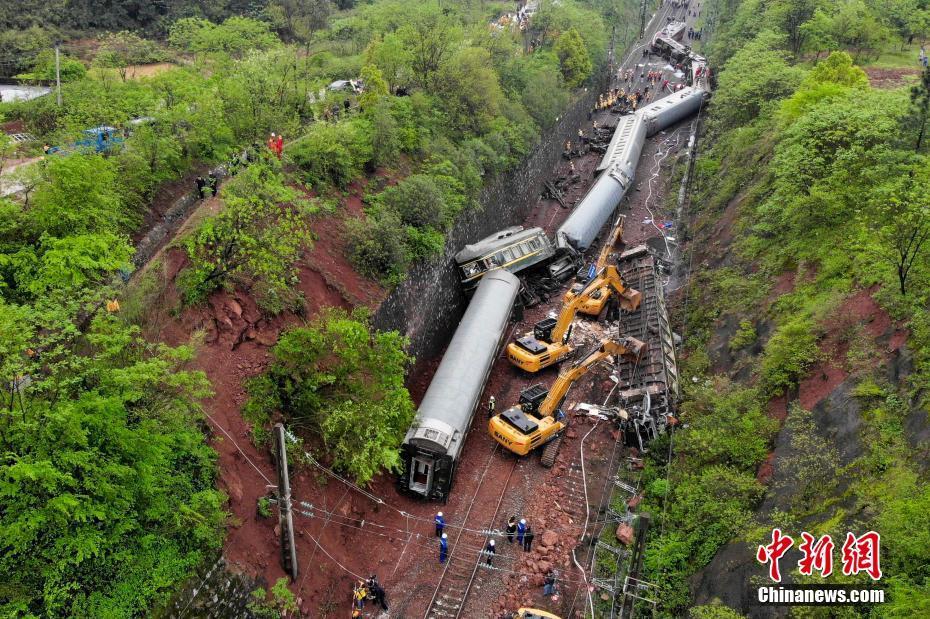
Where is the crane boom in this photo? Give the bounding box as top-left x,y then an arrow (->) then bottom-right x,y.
538,337 -> 645,417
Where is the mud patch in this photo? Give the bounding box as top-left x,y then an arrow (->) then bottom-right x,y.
864,66 -> 920,89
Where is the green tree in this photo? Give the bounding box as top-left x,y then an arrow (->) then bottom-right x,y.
287,120 -> 373,188
345,212 -> 409,281
178,163 -> 311,312
31,154 -> 130,236
399,9 -> 457,90
0,310 -> 225,617
246,308 -> 416,484
554,27 -> 593,87
910,64 -> 930,152
266,0 -> 332,47
21,49 -> 86,82
94,31 -> 168,82
435,47 -> 505,134
862,163 -> 930,295
365,32 -> 412,93
377,173 -> 447,228
358,64 -> 389,111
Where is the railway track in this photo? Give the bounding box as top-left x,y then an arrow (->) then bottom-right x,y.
423,449 -> 524,619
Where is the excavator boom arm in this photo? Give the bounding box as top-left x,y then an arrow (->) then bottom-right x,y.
551,265 -> 639,343
537,337 -> 645,417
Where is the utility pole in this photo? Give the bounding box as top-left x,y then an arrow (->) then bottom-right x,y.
640,0 -> 649,39
274,423 -> 299,580
54,45 -> 62,107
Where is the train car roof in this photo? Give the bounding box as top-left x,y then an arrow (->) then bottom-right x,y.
455,226 -> 545,263
597,113 -> 646,172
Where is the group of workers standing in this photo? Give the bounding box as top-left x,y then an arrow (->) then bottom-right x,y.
436,511 -> 537,567
266,132 -> 284,159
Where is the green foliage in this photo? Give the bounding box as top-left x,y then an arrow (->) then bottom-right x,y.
94,31 -> 170,81
760,317 -> 820,396
288,119 -> 373,188
554,27 -> 593,87
246,308 -> 416,484
729,319 -> 757,351
358,64 -> 389,111
257,496 -> 272,518
678,380 -> 777,470
376,173 -> 447,229
710,30 -> 805,134
19,50 -> 86,82
270,577 -> 298,614
690,604 -> 747,619
0,310 -> 225,617
169,16 -> 280,56
179,162 -> 311,313
345,212 -> 409,283
32,154 -> 131,236
435,47 -> 505,134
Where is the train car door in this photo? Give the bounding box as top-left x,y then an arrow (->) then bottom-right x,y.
409,455 -> 433,496
431,456 -> 454,502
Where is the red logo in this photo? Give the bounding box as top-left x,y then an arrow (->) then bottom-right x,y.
757,530 -> 882,582
798,532 -> 834,577
841,532 -> 882,580
756,528 -> 794,582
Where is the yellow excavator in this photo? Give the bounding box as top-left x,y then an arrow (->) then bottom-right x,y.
507,264 -> 641,372
490,337 -> 645,467
572,215 -> 627,317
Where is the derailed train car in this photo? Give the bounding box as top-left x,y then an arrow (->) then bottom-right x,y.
555,86 -> 706,253
398,270 -> 521,500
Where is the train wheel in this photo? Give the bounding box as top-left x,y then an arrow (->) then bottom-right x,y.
540,436 -> 562,468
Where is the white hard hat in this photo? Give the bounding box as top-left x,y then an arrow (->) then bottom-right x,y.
441,533 -> 448,539
520,519 -> 526,524
271,132 -> 276,136
489,539 -> 495,545
437,511 -> 443,517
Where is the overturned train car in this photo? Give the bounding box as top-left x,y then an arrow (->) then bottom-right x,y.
398,270 -> 521,501
555,86 -> 706,252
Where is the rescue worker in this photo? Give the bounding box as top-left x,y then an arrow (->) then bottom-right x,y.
275,134 -> 284,159
267,132 -> 276,154
353,580 -> 367,610
516,518 -> 527,545
544,570 -> 557,596
439,533 -> 448,564
488,396 -> 496,418
435,511 -> 445,536
506,516 -> 517,543
370,577 -> 388,611
485,539 -> 496,566
523,526 -> 535,552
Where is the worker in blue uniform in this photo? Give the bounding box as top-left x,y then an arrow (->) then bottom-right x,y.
435,511 -> 445,537
439,533 -> 448,564
517,518 -> 527,545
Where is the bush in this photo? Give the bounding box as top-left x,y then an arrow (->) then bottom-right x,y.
729,319 -> 757,351
287,119 -> 373,188
376,174 -> 447,228
245,308 -> 416,484
760,316 -> 820,396
345,213 -> 409,282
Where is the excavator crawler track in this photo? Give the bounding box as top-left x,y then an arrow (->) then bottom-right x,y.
540,436 -> 562,468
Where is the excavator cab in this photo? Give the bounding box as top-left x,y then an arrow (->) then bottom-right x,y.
507,264 -> 640,373
493,337 -> 646,467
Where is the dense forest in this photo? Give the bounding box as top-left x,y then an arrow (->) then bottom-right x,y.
0,0 -> 638,615
635,0 -> 930,616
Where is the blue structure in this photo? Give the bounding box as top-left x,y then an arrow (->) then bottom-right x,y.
48,126 -> 124,155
